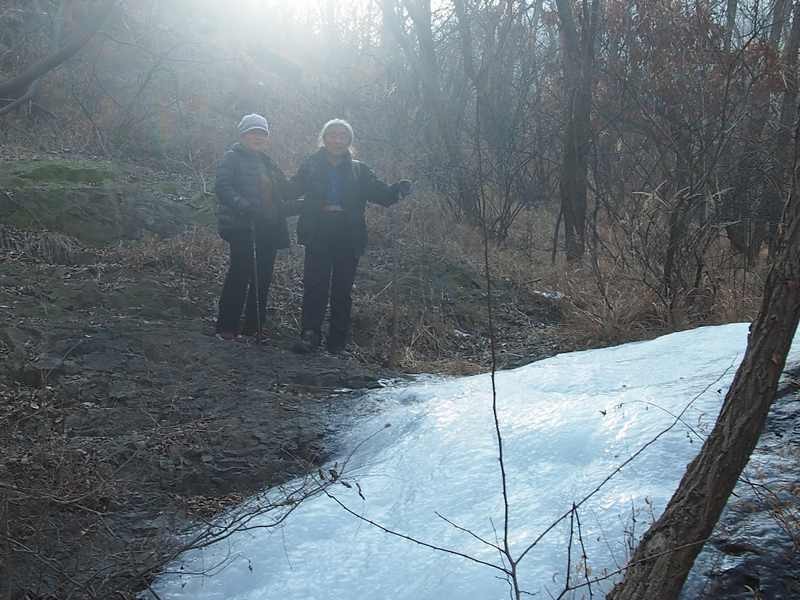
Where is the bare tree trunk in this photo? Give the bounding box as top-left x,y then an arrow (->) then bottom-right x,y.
556,0 -> 599,261
662,120 -> 695,314
771,0 -> 790,44
0,0 -> 118,108
725,0 -> 789,261
760,0 -> 800,257
608,135 -> 800,600
724,0 -> 738,51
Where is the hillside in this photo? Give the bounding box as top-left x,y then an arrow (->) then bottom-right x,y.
0,152 -> 565,599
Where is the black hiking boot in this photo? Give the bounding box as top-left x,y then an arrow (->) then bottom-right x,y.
240,326 -> 265,341
326,341 -> 348,356
292,330 -> 321,354
242,317 -> 275,338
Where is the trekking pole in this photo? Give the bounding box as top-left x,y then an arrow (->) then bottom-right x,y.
251,222 -> 262,344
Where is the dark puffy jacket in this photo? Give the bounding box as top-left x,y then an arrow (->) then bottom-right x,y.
290,149 -> 401,254
215,143 -> 295,247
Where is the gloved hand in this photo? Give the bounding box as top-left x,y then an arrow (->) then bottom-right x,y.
393,179 -> 413,198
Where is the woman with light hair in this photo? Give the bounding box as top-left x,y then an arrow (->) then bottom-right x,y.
290,119 -> 412,354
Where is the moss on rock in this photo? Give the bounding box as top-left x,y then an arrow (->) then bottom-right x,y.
14,161 -> 116,185
0,159 -> 213,246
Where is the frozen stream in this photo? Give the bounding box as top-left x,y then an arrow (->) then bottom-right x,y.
150,324 -> 800,599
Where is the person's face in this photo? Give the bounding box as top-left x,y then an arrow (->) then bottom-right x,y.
241,129 -> 269,153
323,126 -> 351,157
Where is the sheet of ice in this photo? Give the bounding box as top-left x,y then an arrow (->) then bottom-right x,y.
150,323 -> 800,600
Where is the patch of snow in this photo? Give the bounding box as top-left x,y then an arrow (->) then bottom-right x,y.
151,323 -> 800,600
532,289 -> 563,301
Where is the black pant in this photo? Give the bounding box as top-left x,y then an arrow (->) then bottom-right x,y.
301,214 -> 360,350
217,229 -> 277,335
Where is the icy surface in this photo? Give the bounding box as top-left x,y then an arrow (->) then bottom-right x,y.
151,323 -> 800,600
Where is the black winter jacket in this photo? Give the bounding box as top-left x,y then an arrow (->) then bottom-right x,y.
215,143 -> 296,247
290,149 -> 400,254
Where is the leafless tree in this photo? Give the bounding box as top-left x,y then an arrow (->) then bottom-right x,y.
0,0 -> 119,116
555,0 -> 601,261
381,0 -> 480,221
608,112 -> 800,600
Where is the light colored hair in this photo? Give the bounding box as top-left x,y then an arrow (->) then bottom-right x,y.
318,119 -> 354,147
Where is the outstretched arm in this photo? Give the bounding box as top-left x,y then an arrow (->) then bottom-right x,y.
361,163 -> 410,207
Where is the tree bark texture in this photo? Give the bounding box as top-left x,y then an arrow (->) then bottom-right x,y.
608,150 -> 800,598
661,121 -> 695,306
556,0 -> 599,261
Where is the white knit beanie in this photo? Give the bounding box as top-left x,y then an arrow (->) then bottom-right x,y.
238,114 -> 270,135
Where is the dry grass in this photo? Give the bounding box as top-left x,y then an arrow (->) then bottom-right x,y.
510,202 -> 769,348
0,224 -> 84,264
550,255 -> 764,347
355,197 -> 564,370
103,226 -> 228,279
73,192 -> 767,366
375,194 -> 770,362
